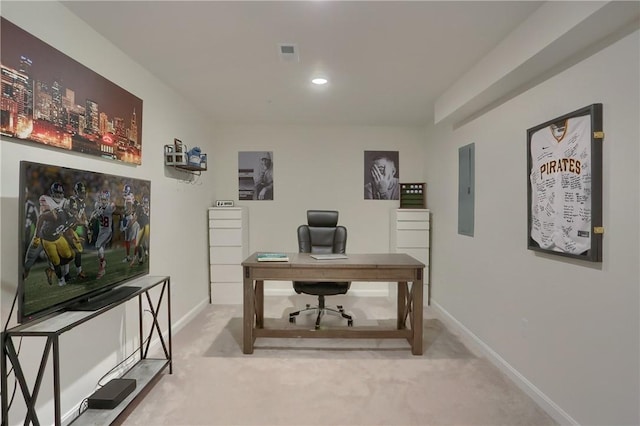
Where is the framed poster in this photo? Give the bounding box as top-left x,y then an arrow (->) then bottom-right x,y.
238,151 -> 273,200
364,150 -> 400,200
527,103 -> 603,262
1,18 -> 143,164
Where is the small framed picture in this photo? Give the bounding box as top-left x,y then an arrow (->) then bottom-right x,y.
527,103 -> 603,262
174,138 -> 184,153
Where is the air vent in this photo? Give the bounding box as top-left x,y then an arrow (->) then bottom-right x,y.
278,43 -> 299,62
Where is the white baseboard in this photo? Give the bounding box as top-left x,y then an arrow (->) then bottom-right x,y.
172,299 -> 209,333
61,299 -> 209,426
430,300 -> 578,426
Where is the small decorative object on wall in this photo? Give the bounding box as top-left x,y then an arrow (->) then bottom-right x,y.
164,138 -> 207,174
0,18 -> 144,164
238,151 -> 274,200
527,103 -> 603,262
364,150 -> 400,200
400,183 -> 426,208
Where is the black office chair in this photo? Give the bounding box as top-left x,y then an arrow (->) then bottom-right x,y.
289,210 -> 353,329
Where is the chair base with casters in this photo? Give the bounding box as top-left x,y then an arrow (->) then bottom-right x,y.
289,294 -> 353,329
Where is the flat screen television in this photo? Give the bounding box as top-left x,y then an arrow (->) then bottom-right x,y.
18,160 -> 151,323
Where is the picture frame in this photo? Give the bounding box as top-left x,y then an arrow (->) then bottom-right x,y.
364,150 -> 400,200
527,103 -> 603,262
1,18 -> 143,164
238,151 -> 274,201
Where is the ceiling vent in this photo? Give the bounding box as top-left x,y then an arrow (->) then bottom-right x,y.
278,43 -> 299,62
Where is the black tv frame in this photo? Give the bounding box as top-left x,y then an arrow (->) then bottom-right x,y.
18,160 -> 151,323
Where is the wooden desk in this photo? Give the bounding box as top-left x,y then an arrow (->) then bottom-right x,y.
241,253 -> 425,355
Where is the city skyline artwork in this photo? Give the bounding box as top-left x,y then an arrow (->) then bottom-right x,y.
1,17 -> 144,165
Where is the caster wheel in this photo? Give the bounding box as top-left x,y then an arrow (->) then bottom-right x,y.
289,317 -> 296,323
305,304 -> 311,308
348,320 -> 353,327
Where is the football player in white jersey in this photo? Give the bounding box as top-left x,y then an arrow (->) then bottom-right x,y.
89,189 -> 116,279
529,114 -> 591,254
22,187 -> 42,280
121,183 -> 136,262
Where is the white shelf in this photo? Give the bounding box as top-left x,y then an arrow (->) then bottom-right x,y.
164,144 -> 207,174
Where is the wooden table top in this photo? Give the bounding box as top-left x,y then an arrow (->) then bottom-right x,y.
242,252 -> 425,268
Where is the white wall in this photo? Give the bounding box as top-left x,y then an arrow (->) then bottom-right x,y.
2,2 -> 638,426
209,124 -> 427,294
0,3 -> 427,423
424,30 -> 639,426
0,2 -> 214,424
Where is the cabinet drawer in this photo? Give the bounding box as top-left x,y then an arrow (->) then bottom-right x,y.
209,228 -> 242,246
210,264 -> 242,282
208,208 -> 242,220
209,246 -> 244,264
209,218 -> 242,229
397,230 -> 429,248
396,211 -> 429,222
397,221 -> 430,231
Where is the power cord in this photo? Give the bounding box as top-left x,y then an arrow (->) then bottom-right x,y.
78,309 -> 155,415
5,337 -> 22,410
78,398 -> 89,416
2,287 -> 18,333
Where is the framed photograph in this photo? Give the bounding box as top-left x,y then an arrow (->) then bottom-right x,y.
1,18 -> 143,164
527,103 -> 603,262
364,150 -> 400,200
238,151 -> 274,200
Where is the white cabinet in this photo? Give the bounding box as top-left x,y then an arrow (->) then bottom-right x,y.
390,209 -> 430,303
208,207 -> 248,304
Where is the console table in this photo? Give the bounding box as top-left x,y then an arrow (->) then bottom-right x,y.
1,275 -> 172,426
241,253 -> 424,355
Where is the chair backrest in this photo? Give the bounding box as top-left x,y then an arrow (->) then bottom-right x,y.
297,210 -> 347,254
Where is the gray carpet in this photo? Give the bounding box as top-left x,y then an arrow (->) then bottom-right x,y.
119,296 -> 557,426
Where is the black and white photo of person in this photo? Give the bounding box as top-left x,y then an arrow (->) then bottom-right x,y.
364,151 -> 400,200
238,151 -> 274,201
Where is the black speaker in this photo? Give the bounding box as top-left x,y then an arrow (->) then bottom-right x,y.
87,378 -> 136,409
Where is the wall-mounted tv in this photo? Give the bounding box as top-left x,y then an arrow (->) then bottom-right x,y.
18,161 -> 151,323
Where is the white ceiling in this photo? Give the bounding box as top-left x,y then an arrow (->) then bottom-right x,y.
62,1 -> 543,127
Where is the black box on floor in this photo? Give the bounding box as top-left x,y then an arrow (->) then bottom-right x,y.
88,378 -> 136,409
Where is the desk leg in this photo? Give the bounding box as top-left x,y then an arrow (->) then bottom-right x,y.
255,280 -> 264,328
411,271 -> 424,355
243,267 -> 254,354
397,282 -> 407,329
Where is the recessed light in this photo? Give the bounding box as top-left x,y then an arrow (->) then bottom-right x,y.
311,77 -> 328,85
